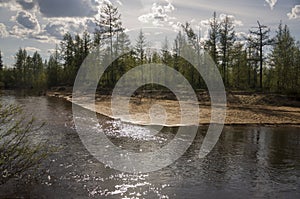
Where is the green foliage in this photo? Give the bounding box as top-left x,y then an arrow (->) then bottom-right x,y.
268,23 -> 300,94
248,21 -> 272,90
0,51 -> 3,71
94,2 -> 123,87
3,48 -> 46,89
0,51 -> 3,86
230,43 -> 249,89
0,103 -> 48,185
205,12 -> 220,64
219,15 -> 236,87
1,9 -> 300,95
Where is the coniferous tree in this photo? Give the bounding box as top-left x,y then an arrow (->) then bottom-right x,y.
60,33 -> 75,85
269,23 -> 297,93
206,12 -> 220,65
116,32 -> 131,55
0,50 -> 3,71
0,50 -> 3,84
173,31 -> 186,73
161,37 -> 172,85
294,44 -> 300,93
135,29 -> 147,64
219,15 -> 236,87
82,31 -> 91,58
115,32 -> 131,79
14,48 -> 27,87
32,51 -> 44,88
47,46 -> 60,87
231,43 -> 248,89
182,22 -> 204,88
135,29 -> 147,85
246,39 -> 259,89
95,2 -> 123,86
95,1 -> 123,47
248,21 -> 272,90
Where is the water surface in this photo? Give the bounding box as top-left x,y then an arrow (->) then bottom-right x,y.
0,94 -> 299,198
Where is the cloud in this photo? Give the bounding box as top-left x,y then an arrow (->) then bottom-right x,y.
44,18 -> 96,40
16,0 -> 35,10
199,13 -> 243,29
2,1 -> 100,43
192,13 -> 243,42
287,5 -> 300,19
219,14 -> 243,27
9,11 -> 49,42
9,25 -> 35,39
265,0 -> 277,10
0,0 -> 23,11
1,0 -> 100,16
0,23 -> 9,38
44,22 -> 67,40
138,0 -> 176,27
164,0 -> 175,12
9,25 -> 56,43
25,46 -> 41,52
171,21 -> 182,32
44,20 -> 83,40
235,31 -> 248,45
37,0 -> 98,18
8,9 -> 43,40
86,18 -> 98,33
116,0 -> 122,6
15,11 -> 40,31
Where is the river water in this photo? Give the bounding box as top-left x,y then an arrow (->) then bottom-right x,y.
0,93 -> 299,198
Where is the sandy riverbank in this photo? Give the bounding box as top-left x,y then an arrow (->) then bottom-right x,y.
47,89 -> 300,126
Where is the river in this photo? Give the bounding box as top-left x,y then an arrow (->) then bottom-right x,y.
0,93 -> 299,198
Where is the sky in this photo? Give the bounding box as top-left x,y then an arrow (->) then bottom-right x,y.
0,0 -> 300,66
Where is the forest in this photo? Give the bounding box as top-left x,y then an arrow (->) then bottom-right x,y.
0,2 -> 300,95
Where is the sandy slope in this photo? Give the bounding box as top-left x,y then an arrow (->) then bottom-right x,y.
47,90 -> 300,126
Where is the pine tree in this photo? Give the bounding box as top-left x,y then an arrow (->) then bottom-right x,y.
47,47 -> 60,88
32,51 -> 44,88
269,23 -> 296,93
161,37 -> 172,85
231,43 -> 248,89
82,31 -> 91,58
135,29 -> 147,64
114,32 -> 131,80
205,12 -> 220,64
95,2 -> 123,46
0,50 -> 3,71
60,33 -> 75,85
248,21 -> 272,90
116,32 -> 130,55
219,15 -> 236,87
0,51 -> 3,84
74,34 -> 84,72
173,31 -> 186,72
14,48 -> 27,87
294,44 -> 300,93
135,29 -> 147,84
95,2 -> 123,86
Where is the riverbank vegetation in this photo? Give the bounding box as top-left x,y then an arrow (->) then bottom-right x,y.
0,2 -> 300,96
0,103 -> 48,185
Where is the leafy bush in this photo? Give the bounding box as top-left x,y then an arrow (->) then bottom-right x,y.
0,103 -> 47,185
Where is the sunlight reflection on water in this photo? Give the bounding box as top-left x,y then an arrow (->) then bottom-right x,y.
0,94 -> 299,198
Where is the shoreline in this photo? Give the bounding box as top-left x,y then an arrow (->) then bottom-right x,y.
47,89 -> 300,127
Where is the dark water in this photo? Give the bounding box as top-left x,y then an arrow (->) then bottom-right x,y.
0,94 -> 299,198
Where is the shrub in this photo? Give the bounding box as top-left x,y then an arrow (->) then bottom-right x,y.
0,103 -> 47,185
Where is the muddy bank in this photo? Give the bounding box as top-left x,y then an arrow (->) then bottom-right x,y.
47,88 -> 300,126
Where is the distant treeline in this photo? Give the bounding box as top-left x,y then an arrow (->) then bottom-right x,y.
0,2 -> 300,95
